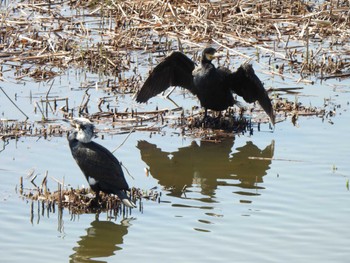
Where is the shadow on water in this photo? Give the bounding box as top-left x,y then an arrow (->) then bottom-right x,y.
70,219 -> 132,263
137,138 -> 274,203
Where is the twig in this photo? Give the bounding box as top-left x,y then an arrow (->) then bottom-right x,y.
46,79 -> 55,100
121,162 -> 135,180
0,86 -> 29,120
112,127 -> 135,153
50,176 -> 64,186
35,101 -> 46,120
248,157 -> 305,162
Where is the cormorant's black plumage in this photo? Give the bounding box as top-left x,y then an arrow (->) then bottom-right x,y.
68,118 -> 135,208
136,47 -> 275,124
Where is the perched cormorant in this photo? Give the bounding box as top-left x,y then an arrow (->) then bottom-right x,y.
68,118 -> 136,208
136,47 -> 275,124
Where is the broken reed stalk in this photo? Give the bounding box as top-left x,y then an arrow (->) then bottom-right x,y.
35,101 -> 46,120
41,171 -> 48,196
46,79 -> 55,100
111,127 -> 135,153
19,176 -> 23,195
58,182 -> 62,209
121,162 -> 135,180
305,24 -> 310,68
0,87 -> 29,120
79,90 -> 91,114
30,201 -> 34,224
40,97 -> 69,103
65,98 -> 69,113
248,156 -> 305,162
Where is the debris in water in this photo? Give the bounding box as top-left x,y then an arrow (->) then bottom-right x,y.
18,176 -> 160,215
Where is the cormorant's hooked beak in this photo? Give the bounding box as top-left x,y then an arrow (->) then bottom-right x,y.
63,118 -> 87,126
71,121 -> 83,130
64,118 -> 98,137
68,120 -> 79,129
206,50 -> 224,61
71,117 -> 90,125
64,117 -> 92,128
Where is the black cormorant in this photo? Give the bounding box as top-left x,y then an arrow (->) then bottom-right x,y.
68,118 -> 136,208
136,47 -> 275,124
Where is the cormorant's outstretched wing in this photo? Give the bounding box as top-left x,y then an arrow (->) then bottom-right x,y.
221,64 -> 275,124
136,51 -> 196,103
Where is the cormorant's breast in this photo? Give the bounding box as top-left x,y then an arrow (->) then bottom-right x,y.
193,65 -> 234,111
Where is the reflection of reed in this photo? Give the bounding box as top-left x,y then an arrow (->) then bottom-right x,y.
70,219 -> 131,263
137,138 -> 274,201
29,199 -> 65,233
57,206 -> 64,233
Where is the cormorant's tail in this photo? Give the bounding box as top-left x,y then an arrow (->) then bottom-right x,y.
115,190 -> 136,208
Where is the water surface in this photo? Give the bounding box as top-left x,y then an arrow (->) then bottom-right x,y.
1,74 -> 350,262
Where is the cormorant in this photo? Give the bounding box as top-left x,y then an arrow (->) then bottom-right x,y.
68,118 -> 136,208
136,47 -> 275,124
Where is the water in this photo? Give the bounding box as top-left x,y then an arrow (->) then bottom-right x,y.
1,65 -> 350,262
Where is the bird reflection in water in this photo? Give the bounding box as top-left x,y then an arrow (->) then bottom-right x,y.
70,219 -> 131,263
137,138 -> 274,202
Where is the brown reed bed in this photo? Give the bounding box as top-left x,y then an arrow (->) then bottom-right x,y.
1,0 -> 350,82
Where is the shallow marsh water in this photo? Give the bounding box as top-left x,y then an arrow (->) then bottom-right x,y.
1,0 -> 350,261
1,62 -> 350,263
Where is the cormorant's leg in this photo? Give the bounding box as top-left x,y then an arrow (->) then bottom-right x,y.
212,111 -> 222,128
93,191 -> 100,207
202,108 -> 209,124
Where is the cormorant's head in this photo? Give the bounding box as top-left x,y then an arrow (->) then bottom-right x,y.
70,118 -> 95,143
202,47 -> 217,63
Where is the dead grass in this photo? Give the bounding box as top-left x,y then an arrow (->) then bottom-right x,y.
1,0 -> 350,79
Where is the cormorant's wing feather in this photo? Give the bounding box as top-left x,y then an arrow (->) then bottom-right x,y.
72,141 -> 129,191
226,64 -> 275,124
136,51 -> 196,103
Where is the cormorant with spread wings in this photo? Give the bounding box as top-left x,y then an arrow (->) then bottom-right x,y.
135,47 -> 275,124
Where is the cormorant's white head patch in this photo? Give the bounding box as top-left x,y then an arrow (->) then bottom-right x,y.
70,118 -> 95,143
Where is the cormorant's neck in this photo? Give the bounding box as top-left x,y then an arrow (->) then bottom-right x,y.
68,131 -> 91,146
201,59 -> 213,67
68,132 -> 77,143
